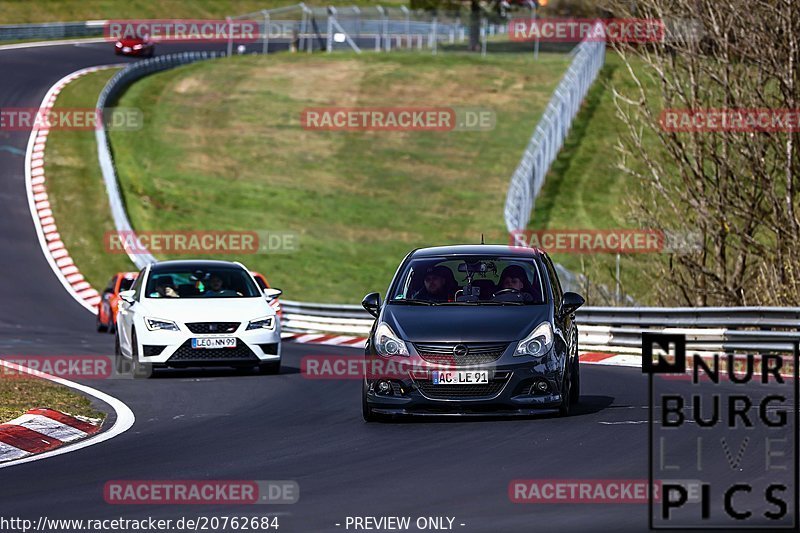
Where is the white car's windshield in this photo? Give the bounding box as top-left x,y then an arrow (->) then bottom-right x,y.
145,267 -> 260,298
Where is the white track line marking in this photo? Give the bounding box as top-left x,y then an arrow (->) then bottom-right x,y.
24,65 -> 120,313
0,359 -> 135,470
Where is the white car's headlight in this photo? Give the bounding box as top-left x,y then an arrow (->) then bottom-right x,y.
515,322 -> 553,357
246,316 -> 276,331
374,322 -> 408,357
145,317 -> 180,331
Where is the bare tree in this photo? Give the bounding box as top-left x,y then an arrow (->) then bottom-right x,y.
604,0 -> 800,305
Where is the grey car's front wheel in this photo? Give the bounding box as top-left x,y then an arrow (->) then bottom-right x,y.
258,360 -> 281,375
569,328 -> 580,404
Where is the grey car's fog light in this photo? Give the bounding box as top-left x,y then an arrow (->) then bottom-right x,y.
531,379 -> 549,395
377,380 -> 392,395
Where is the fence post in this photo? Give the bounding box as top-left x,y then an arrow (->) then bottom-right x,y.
226,16 -> 233,56
401,5 -> 410,48
480,17 -> 487,57
326,6 -> 335,53
262,11 -> 270,54
431,17 -> 437,55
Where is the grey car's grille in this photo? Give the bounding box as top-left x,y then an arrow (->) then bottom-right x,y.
414,342 -> 508,366
416,377 -> 508,400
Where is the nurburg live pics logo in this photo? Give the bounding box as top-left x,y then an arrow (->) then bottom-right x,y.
643,333 -> 799,529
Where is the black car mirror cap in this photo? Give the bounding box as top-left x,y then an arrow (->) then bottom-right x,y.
362,292 -> 382,318
560,292 -> 585,316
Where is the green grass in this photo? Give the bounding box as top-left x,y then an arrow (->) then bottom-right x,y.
527,53 -> 662,304
0,376 -> 104,423
107,52 -> 570,302
44,51 -> 569,302
0,0 -> 406,24
45,68 -> 138,287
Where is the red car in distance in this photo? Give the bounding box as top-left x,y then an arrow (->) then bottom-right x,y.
97,272 -> 138,332
114,36 -> 155,57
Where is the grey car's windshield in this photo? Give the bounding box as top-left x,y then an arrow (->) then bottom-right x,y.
145,267 -> 260,299
389,257 -> 546,305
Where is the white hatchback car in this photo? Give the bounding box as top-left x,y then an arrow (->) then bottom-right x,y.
115,260 -> 282,377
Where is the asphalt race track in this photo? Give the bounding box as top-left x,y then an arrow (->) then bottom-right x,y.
0,41 -> 796,533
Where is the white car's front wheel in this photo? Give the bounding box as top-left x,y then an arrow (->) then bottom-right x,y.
130,330 -> 153,379
258,360 -> 280,375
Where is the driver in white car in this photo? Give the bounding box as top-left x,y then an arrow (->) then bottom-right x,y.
203,274 -> 241,297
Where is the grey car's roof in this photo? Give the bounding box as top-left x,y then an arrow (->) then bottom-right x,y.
409,244 -> 543,258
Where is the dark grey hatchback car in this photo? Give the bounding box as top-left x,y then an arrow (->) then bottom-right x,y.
361,245 -> 585,421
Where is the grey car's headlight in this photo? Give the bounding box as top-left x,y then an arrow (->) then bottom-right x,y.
145,317 -> 179,331
374,322 -> 409,357
246,316 -> 275,331
515,322 -> 553,357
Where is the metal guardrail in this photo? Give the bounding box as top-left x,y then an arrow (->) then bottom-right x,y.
0,20 -> 105,41
96,51 -> 226,269
281,300 -> 800,353
503,22 -> 605,232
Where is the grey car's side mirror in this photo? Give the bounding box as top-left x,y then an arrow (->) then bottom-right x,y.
560,292 -> 585,316
119,289 -> 136,304
362,292 -> 381,318
263,287 -> 282,300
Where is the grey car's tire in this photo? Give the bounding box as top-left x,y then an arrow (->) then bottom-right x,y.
558,367 -> 572,417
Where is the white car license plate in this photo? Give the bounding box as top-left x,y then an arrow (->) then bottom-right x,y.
431,370 -> 489,385
191,337 -> 236,349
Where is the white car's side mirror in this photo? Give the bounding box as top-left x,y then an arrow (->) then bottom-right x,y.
263,288 -> 282,300
119,289 -> 136,303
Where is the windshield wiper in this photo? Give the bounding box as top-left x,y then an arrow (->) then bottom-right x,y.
390,299 -> 438,305
439,300 -> 524,306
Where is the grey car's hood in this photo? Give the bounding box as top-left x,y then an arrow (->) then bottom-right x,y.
382,304 -> 550,343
